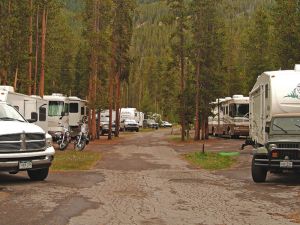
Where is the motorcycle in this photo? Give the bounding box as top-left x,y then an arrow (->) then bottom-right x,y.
55,122 -> 71,151
74,118 -> 89,151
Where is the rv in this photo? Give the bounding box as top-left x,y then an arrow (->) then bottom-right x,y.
68,96 -> 88,134
0,86 -> 48,132
209,95 -> 249,138
43,93 -> 69,137
120,108 -> 144,126
250,65 -> 300,182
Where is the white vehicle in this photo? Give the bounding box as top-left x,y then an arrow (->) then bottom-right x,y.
100,109 -> 116,122
0,95 -> 55,181
43,94 -> 70,138
120,108 -> 144,126
0,86 -> 48,132
68,96 -> 88,134
250,65 -> 300,182
209,95 -> 249,138
120,119 -> 139,132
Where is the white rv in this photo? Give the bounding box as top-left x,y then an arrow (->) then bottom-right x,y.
250,65 -> 300,182
209,95 -> 249,138
43,94 -> 69,137
120,108 -> 144,126
0,86 -> 48,132
68,96 -> 88,133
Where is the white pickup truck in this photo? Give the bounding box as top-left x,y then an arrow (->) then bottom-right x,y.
0,99 -> 55,181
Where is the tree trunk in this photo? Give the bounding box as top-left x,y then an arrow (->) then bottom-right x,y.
27,0 -> 33,95
39,6 -> 46,97
108,40 -> 116,140
14,67 -> 18,90
34,5 -> 39,95
115,69 -> 121,137
194,56 -> 200,141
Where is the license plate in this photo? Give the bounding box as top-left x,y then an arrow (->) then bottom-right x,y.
19,161 -> 32,169
280,161 -> 293,168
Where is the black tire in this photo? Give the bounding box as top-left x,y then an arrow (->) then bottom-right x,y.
75,140 -> 86,151
136,128 -> 139,132
251,156 -> 267,183
27,168 -> 49,181
59,141 -> 68,150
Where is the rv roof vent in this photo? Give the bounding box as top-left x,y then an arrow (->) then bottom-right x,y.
232,95 -> 244,99
52,93 -> 64,97
0,86 -> 14,92
225,97 -> 232,100
30,95 -> 42,99
295,64 -> 300,71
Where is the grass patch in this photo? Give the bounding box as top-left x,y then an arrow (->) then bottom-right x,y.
51,150 -> 101,171
185,152 -> 237,170
140,128 -> 157,132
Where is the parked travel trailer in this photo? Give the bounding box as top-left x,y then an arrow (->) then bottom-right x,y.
250,65 -> 300,182
208,95 -> 249,138
43,93 -> 69,137
68,96 -> 88,133
119,108 -> 142,125
0,86 -> 48,132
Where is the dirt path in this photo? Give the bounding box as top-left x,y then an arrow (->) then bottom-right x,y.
0,130 -> 299,225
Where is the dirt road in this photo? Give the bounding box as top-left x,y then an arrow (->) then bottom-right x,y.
0,129 -> 299,225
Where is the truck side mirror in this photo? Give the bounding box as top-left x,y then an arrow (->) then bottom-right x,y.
28,112 -> 38,123
265,127 -> 270,133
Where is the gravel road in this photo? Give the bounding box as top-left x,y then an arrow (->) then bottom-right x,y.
0,129 -> 299,225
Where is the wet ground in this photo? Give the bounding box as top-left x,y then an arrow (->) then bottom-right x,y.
0,129 -> 299,225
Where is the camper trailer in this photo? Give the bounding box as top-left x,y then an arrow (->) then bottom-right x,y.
0,86 -> 48,132
43,93 -> 69,137
68,96 -> 88,133
209,95 -> 249,138
250,65 -> 300,182
120,108 -> 144,127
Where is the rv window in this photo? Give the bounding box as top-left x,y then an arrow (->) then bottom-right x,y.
81,107 -> 84,115
39,107 -> 46,121
265,84 -> 269,98
48,101 -> 64,116
70,103 -> 79,113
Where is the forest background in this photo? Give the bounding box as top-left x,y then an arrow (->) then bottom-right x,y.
0,0 -> 299,140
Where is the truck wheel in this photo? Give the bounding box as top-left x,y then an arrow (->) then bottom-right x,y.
27,168 -> 49,181
136,128 -> 139,132
251,157 -> 267,183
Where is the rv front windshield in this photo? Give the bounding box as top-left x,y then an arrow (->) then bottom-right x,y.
272,117 -> 300,133
0,104 -> 25,122
234,104 -> 249,117
48,101 -> 64,117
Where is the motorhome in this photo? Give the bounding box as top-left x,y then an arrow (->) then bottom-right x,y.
209,95 -> 249,138
0,91 -> 55,181
68,96 -> 88,134
43,93 -> 69,137
0,86 -> 48,132
250,65 -> 300,182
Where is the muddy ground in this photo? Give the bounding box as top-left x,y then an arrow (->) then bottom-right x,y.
0,129 -> 299,225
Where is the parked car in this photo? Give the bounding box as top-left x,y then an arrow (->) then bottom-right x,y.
120,119 -> 139,132
161,121 -> 172,128
143,119 -> 159,129
99,117 -> 116,136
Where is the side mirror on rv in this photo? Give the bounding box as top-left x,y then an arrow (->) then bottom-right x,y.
265,127 -> 270,133
27,112 -> 38,123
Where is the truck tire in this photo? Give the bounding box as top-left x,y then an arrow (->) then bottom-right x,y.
27,168 -> 49,181
251,157 -> 267,183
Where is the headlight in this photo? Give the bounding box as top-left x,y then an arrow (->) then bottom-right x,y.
46,133 -> 53,148
269,144 -> 277,150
